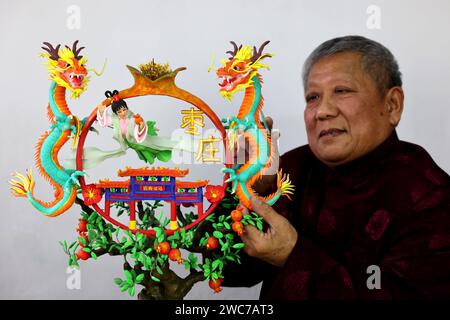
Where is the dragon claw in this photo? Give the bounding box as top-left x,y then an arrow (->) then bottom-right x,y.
70,124 -> 78,135
223,168 -> 239,193
64,170 -> 85,190
231,181 -> 238,194
222,167 -> 236,176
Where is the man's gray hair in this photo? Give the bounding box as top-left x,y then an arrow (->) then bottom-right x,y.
302,35 -> 402,95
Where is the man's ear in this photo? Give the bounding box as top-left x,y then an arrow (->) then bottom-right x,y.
385,86 -> 404,127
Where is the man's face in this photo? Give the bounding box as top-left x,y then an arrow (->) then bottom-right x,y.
304,52 -> 393,167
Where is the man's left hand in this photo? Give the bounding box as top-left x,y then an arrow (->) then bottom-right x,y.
240,197 -> 298,267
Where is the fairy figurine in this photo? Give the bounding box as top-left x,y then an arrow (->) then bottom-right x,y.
65,90 -> 195,169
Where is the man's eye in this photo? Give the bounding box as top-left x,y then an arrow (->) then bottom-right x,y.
306,95 -> 319,103
335,88 -> 352,94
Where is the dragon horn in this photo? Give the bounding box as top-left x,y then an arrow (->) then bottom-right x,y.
250,40 -> 271,63
42,42 -> 60,60
226,41 -> 239,57
72,40 -> 85,59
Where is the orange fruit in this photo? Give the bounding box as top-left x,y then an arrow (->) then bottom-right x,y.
232,221 -> 244,236
156,241 -> 171,255
206,237 -> 219,250
209,278 -> 224,293
230,209 -> 243,222
168,248 -> 183,264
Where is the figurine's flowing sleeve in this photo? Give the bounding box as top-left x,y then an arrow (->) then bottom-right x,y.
97,108 -> 112,127
134,122 -> 148,143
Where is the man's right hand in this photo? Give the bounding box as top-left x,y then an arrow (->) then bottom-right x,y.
240,197 -> 298,267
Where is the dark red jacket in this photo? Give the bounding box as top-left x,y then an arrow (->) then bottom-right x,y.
223,131 -> 450,299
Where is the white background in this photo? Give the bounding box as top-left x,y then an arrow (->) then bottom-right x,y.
1,0 -> 450,299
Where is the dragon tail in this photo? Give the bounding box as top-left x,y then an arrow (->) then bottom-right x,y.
9,169 -> 35,198
9,167 -> 76,217
278,169 -> 295,200
235,169 -> 295,210
258,169 -> 295,206
9,130 -> 77,217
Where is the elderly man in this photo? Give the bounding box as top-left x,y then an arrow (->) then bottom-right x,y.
223,35 -> 450,299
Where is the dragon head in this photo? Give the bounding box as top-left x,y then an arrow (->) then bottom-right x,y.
216,40 -> 272,101
40,40 -> 89,99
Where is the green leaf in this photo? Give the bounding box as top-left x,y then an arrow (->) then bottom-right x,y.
78,236 -> 87,246
122,241 -> 134,249
183,261 -> 191,270
251,211 -> 259,218
114,278 -> 123,285
212,259 -> 221,271
59,241 -> 68,252
135,274 -> 145,284
145,248 -> 152,255
213,231 -> 223,239
156,266 -> 163,275
136,233 -> 144,242
82,247 -> 91,253
256,221 -> 263,231
120,282 -> 129,292
145,256 -> 153,268
151,275 -> 160,283
91,251 -> 98,260
129,286 -> 135,296
225,256 -> 236,262
223,222 -> 231,229
232,243 -> 245,249
188,253 -> 198,264
124,270 -> 133,283
68,241 -> 78,250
